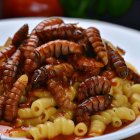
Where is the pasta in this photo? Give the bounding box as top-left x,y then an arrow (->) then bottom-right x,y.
89,107 -> 135,136
0,17 -> 140,140
31,97 -> 56,117
28,117 -> 75,139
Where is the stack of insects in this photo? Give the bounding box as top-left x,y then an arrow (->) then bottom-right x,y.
0,17 -> 140,137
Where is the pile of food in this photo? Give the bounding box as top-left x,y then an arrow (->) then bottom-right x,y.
0,17 -> 140,140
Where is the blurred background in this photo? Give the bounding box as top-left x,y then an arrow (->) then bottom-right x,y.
0,0 -> 140,30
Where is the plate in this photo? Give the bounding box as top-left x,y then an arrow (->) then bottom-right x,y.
0,17 -> 140,140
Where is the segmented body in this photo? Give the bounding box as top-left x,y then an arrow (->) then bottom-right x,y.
100,70 -> 116,80
3,50 -> 21,91
12,24 -> 29,47
36,23 -> 84,43
47,79 -> 76,109
0,96 -> 5,118
127,68 -> 140,83
31,63 -> 74,87
24,40 -> 83,73
77,76 -> 111,102
76,56 -> 104,76
46,57 -> 62,65
0,45 -> 16,63
106,43 -> 128,78
4,74 -> 28,121
75,94 -> 112,126
31,18 -> 64,34
85,27 -> 108,65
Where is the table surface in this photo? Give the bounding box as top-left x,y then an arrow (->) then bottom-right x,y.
126,133 -> 140,140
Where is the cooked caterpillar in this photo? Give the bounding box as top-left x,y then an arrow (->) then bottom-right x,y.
24,40 -> 83,73
85,27 -> 108,65
47,79 -> 76,110
31,63 -> 74,88
3,49 -> 21,91
0,45 -> 16,63
106,43 -> 128,78
127,68 -> 140,83
100,70 -> 116,80
31,17 -> 64,34
4,74 -> 28,121
75,94 -> 112,127
45,57 -> 62,65
12,24 -> 29,47
77,76 -> 111,103
36,23 -> 84,43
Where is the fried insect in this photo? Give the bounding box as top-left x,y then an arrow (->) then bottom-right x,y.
106,43 -> 128,78
76,56 -> 104,76
47,79 -> 76,110
0,96 -> 5,118
127,68 -> 140,83
24,40 -> 83,73
36,23 -> 84,43
85,27 -> 108,65
31,17 -> 64,34
4,74 -> 28,121
77,76 -> 111,102
31,63 -> 74,88
46,57 -> 62,65
3,50 -> 21,91
100,70 -> 116,80
12,24 -> 29,47
75,94 -> 112,127
0,45 -> 16,63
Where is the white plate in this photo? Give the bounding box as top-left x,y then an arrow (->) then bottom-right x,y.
0,17 -> 140,140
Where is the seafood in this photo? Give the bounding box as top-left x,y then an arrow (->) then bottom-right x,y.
4,74 -> 28,121
106,43 -> 128,78
12,24 -> 29,48
127,68 -> 140,83
24,40 -> 83,73
3,50 -> 21,91
47,79 -> 76,109
31,63 -> 74,87
0,45 -> 16,63
36,23 -> 84,43
75,94 -> 112,126
85,27 -> 108,65
77,76 -> 111,102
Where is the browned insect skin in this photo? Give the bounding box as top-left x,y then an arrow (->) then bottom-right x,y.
76,56 -> 104,77
36,23 -> 84,43
77,76 -> 111,103
47,79 -> 76,110
127,68 -> 140,83
31,18 -> 64,35
84,27 -> 108,65
100,70 -> 116,80
75,94 -> 112,127
106,43 -> 128,79
4,75 -> 28,121
0,95 -> 5,118
0,45 -> 16,64
3,50 -> 21,91
31,63 -> 74,88
12,24 -> 29,48
46,57 -> 62,65
24,40 -> 83,73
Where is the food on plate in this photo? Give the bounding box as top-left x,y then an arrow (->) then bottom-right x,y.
0,17 -> 140,140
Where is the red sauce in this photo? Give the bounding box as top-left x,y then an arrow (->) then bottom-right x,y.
0,122 -> 133,140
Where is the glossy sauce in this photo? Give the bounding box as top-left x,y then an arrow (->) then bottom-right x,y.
0,121 -> 133,140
